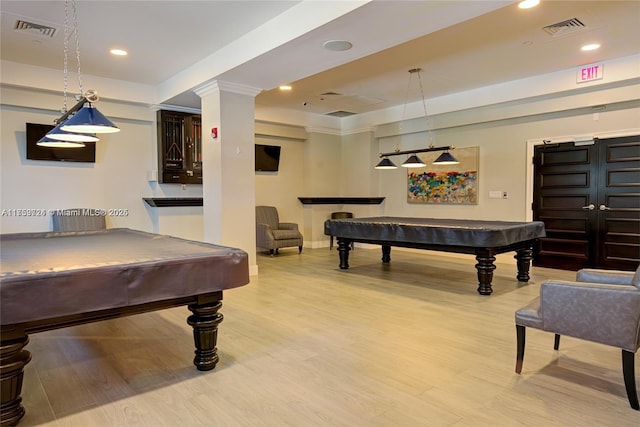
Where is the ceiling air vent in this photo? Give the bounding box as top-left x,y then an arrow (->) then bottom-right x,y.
13,19 -> 58,38
326,110 -> 356,117
542,18 -> 586,37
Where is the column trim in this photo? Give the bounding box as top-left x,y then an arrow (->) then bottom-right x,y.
194,80 -> 262,98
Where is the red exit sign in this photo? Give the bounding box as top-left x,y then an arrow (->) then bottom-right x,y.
576,63 -> 604,83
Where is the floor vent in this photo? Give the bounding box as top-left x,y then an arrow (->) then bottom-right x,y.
325,110 -> 356,117
543,18 -> 586,37
13,19 -> 58,38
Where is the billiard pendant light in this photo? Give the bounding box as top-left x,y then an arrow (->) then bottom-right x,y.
375,68 -> 458,169
374,157 -> 397,169
39,118 -> 98,146
44,0 -> 120,144
433,151 -> 459,165
37,121 -> 94,147
60,98 -> 120,134
401,154 -> 426,168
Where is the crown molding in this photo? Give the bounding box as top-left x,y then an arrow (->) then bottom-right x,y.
194,80 -> 262,98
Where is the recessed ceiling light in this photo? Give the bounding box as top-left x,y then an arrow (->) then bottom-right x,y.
279,85 -> 292,91
581,43 -> 600,51
518,0 -> 540,9
323,40 -> 353,52
110,48 -> 127,56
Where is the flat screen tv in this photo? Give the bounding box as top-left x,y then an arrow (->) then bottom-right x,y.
26,122 -> 96,163
255,144 -> 281,172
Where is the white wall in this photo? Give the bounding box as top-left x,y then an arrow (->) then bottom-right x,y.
6,94 -> 634,246
255,135 -> 306,228
1,105 -> 149,233
271,108 -> 630,249
254,129 -> 346,249
2,54 -> 639,263
372,103 -> 640,222
0,86 -> 204,239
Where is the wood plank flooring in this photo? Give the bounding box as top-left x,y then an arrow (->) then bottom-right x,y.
18,247 -> 639,426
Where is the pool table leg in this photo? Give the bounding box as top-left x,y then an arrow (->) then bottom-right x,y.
337,238 -> 352,269
381,245 -> 391,263
187,296 -> 223,371
514,246 -> 533,282
0,332 -> 31,427
475,250 -> 496,295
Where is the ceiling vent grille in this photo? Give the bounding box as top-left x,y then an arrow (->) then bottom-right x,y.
13,19 -> 58,38
542,18 -> 586,37
326,110 -> 356,117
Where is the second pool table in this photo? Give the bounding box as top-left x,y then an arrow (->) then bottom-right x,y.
324,216 -> 546,295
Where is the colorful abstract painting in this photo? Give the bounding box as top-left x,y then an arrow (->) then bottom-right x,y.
407,146 -> 479,204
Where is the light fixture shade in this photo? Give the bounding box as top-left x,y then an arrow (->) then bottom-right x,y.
433,151 -> 459,165
60,104 -> 120,134
375,157 -> 397,169
45,121 -> 99,143
401,154 -> 426,168
37,135 -> 86,148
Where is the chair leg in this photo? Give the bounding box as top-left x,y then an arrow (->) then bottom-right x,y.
298,245 -> 303,254
554,334 -> 560,350
622,350 -> 639,410
330,236 -> 333,250
516,324 -> 526,374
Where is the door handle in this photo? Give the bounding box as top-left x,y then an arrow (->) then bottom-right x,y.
599,204 -> 611,211
581,204 -> 595,211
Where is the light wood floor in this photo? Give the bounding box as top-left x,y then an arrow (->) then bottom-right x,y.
19,247 -> 639,426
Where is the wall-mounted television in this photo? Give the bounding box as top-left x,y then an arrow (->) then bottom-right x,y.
26,122 -> 96,163
255,144 -> 281,172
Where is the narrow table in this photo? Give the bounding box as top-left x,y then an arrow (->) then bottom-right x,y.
324,217 -> 546,295
0,228 -> 249,426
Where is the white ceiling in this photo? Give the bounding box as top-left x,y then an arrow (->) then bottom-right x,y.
2,1 -> 639,117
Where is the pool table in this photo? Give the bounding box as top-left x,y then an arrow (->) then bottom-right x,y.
324,217 -> 546,295
0,228 -> 249,426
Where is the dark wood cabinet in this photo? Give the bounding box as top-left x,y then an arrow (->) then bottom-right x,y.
157,110 -> 202,184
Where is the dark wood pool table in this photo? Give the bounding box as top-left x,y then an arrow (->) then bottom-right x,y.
0,228 -> 249,426
324,217 -> 546,295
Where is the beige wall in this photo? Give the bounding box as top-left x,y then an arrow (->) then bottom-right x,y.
254,135 -> 306,230
0,86 -> 205,239
373,102 -> 640,223
2,66 -> 639,266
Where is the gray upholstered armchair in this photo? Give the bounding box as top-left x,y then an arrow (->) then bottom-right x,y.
515,266 -> 640,409
255,205 -> 303,255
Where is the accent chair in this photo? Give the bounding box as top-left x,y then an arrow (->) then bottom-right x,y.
515,265 -> 640,409
52,208 -> 107,232
255,205 -> 303,255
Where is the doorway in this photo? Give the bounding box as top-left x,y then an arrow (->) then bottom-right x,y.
532,135 -> 639,271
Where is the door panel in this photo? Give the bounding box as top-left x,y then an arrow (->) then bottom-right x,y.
596,136 -> 640,269
533,135 -> 640,271
533,144 -> 597,270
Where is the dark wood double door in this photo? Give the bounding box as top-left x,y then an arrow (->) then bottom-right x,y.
533,135 -> 640,271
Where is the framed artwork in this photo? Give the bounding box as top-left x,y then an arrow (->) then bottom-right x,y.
407,146 -> 479,204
